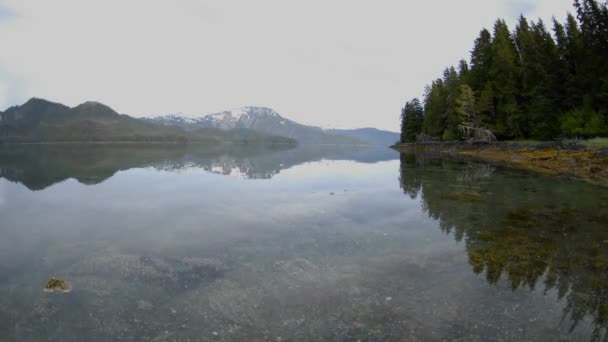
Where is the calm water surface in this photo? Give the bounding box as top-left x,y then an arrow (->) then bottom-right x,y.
1,145 -> 608,341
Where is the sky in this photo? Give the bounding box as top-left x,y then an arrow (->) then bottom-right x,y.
0,0 -> 575,131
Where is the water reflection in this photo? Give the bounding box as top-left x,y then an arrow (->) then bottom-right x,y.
399,152 -> 608,339
0,144 -> 397,190
2,145 -> 608,341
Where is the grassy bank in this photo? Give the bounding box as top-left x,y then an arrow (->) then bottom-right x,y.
392,140 -> 608,186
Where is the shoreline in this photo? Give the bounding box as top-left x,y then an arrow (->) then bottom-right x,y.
391,142 -> 608,186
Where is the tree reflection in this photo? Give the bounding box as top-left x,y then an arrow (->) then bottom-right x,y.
399,152 -> 608,340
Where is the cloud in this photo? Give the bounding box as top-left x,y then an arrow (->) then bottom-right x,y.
0,0 -> 574,130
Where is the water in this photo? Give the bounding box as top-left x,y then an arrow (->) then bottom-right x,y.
1,145 -> 607,341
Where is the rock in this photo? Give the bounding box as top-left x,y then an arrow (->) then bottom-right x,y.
43,277 -> 71,293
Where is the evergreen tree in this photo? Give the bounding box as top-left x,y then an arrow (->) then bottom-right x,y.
553,17 -> 579,113
469,29 -> 493,94
455,84 -> 478,129
515,17 -> 561,139
400,106 -> 407,143
411,98 -> 425,139
564,13 -> 587,109
407,0 -> 608,142
442,67 -> 462,141
575,0 -> 608,112
489,19 -> 523,138
400,98 -> 424,143
423,80 -> 447,138
458,59 -> 470,83
575,0 -> 608,54
477,83 -> 496,126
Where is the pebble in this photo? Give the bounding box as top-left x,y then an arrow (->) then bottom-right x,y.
212,331 -> 219,336
385,297 -> 393,302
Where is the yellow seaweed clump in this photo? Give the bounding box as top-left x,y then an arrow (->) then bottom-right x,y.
456,147 -> 608,186
43,278 -> 71,293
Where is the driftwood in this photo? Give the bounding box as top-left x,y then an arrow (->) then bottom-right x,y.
458,125 -> 497,144
416,133 -> 439,143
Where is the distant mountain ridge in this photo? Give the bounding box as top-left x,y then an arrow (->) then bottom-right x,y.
148,107 -> 398,146
0,99 -> 396,146
326,128 -> 400,147
0,99 -> 295,145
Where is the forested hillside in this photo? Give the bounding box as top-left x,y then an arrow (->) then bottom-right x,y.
401,0 -> 608,142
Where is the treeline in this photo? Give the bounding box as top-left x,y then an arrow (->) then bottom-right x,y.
401,0 -> 608,142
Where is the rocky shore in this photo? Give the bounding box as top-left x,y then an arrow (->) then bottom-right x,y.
392,142 -> 608,186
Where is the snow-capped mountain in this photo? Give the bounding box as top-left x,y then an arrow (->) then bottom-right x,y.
146,113 -> 200,128
198,107 -> 286,130
147,106 -> 397,145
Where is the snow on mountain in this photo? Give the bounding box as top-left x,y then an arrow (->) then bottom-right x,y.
146,107 -> 388,145
199,107 -> 284,130
144,113 -> 203,128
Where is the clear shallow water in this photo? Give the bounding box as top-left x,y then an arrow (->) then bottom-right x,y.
0,145 -> 607,341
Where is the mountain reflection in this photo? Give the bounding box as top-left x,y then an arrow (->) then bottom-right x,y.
399,152 -> 608,340
0,144 -> 398,190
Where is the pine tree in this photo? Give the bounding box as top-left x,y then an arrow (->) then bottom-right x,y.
489,19 -> 523,138
574,0 -> 608,112
469,29 -> 493,94
442,67 -> 462,141
400,98 -> 424,143
410,0 -> 608,142
400,106 -> 408,143
575,0 -> 608,54
423,80 -> 447,138
477,83 -> 495,126
553,17 -> 578,113
411,98 -> 424,138
515,17 -> 561,139
458,59 -> 470,83
455,84 -> 478,130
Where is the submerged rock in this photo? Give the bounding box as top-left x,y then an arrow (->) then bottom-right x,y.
43,277 -> 71,293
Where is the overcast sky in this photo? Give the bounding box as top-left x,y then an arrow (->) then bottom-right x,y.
0,0 -> 575,131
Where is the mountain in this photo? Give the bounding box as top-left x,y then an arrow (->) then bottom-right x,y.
0,98 -> 187,142
0,99 -> 295,145
326,128 -> 400,146
147,107 -> 368,145
1,99 -> 394,146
